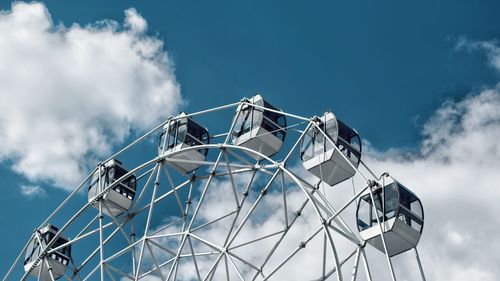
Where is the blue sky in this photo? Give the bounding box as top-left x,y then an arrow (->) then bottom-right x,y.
1,1 -> 500,280
26,0 -> 500,148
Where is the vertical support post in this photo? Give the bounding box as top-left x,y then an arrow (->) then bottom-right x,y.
323,225 -> 344,281
98,164 -> 105,281
37,260 -> 43,281
44,258 -> 57,281
350,247 -> 361,281
34,232 -> 56,281
414,248 -> 427,281
135,163 -> 162,280
360,248 -> 372,281
367,185 -> 397,281
35,233 -> 44,281
131,221 -> 136,276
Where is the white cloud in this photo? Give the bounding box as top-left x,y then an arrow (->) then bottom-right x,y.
124,8 -> 148,33
365,85 -> 500,281
456,37 -> 500,73
366,37 -> 500,277
20,184 -> 47,198
0,2 -> 182,190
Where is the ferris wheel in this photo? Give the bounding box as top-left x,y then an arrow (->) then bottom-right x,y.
3,94 -> 427,281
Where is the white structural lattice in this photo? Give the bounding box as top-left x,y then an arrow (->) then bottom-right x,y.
3,97 -> 426,281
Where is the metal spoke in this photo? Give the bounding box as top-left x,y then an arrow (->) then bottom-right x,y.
6,98 -> 425,281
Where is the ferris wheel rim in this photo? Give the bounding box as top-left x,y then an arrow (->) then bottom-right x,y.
5,95 -> 426,281
19,141 -> 351,281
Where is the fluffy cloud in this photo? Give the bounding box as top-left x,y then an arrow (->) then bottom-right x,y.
457,37 -> 500,72
20,184 -> 47,198
366,85 -> 500,281
0,2 -> 182,190
357,39 -> 500,280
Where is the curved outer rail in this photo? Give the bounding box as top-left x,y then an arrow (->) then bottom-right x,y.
4,97 -> 425,281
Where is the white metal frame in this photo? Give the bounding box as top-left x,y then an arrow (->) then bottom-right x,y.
2,98 -> 426,281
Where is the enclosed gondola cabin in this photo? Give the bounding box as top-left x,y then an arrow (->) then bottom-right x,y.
88,159 -> 137,218
24,224 -> 71,281
231,95 -> 287,160
300,112 -> 362,186
159,113 -> 209,174
356,175 -> 424,257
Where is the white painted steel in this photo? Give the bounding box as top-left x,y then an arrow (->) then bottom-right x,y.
3,96 -> 426,281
